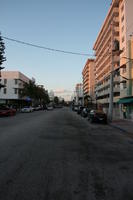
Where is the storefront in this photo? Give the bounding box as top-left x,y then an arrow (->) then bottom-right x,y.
118,97 -> 133,119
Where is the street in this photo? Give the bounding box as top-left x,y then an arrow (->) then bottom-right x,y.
0,108 -> 133,200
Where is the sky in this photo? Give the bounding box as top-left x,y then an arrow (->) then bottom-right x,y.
0,0 -> 111,92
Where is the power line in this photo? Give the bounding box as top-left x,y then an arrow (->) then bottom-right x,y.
3,36 -> 133,61
2,36 -> 95,57
2,36 -> 117,59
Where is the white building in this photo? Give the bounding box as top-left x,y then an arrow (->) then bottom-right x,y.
49,90 -> 55,101
75,83 -> 83,105
54,90 -> 73,102
0,71 -> 30,105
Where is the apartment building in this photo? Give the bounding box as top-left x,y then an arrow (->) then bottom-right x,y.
118,0 -> 133,119
75,83 -> 83,105
82,59 -> 95,106
0,71 -> 30,106
93,0 -> 120,119
93,0 -> 133,119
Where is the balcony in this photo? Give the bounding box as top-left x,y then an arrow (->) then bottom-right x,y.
114,75 -> 120,82
114,86 -> 120,93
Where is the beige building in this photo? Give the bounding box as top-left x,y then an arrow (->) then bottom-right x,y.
118,0 -> 133,118
93,0 -> 133,119
82,59 -> 95,106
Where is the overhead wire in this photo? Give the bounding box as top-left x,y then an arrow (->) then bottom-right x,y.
2,36 -> 94,57
2,35 -> 116,59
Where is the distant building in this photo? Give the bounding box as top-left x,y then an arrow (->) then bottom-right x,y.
82,59 -> 95,106
0,71 -> 30,106
49,90 -> 55,101
54,90 -> 73,102
75,83 -> 83,105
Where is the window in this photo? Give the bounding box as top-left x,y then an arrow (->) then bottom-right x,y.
121,15 -> 124,22
121,5 -> 124,12
3,88 -> 7,94
14,79 -> 18,84
14,88 -> 18,94
122,67 -> 126,73
4,79 -> 7,84
122,47 -> 125,52
123,82 -> 127,89
122,25 -> 124,32
122,36 -> 125,43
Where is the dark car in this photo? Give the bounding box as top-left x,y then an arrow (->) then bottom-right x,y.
77,106 -> 84,114
72,105 -> 79,112
88,110 -> 107,124
0,107 -> 16,117
81,107 -> 90,118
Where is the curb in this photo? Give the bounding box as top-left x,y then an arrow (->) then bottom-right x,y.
109,124 -> 133,139
109,123 -> 130,134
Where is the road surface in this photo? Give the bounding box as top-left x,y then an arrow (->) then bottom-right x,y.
0,108 -> 133,200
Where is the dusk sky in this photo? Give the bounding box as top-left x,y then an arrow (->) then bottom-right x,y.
1,0 -> 111,92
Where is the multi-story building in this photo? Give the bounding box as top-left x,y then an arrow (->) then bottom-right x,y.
118,0 -> 133,118
0,71 -> 30,106
93,0 -> 133,119
82,59 -> 95,106
75,83 -> 83,105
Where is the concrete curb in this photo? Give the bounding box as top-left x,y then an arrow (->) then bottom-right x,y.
109,123 -> 130,134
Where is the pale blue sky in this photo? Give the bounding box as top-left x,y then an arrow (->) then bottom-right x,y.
0,0 -> 111,91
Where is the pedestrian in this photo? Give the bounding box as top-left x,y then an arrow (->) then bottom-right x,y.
122,106 -> 127,119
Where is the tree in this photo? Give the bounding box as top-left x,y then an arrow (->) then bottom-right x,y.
0,33 -> 6,88
54,96 -> 59,105
21,81 -> 50,105
21,80 -> 36,99
0,33 -> 6,66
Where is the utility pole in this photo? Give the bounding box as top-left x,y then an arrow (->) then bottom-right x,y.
108,22 -> 114,122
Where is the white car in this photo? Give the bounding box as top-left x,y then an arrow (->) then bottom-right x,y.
21,106 -> 34,113
47,106 -> 54,110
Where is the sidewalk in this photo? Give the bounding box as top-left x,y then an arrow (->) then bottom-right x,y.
110,119 -> 133,135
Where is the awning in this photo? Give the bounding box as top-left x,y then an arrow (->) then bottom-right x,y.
118,97 -> 133,104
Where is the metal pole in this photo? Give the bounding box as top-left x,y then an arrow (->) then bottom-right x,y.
108,22 -> 114,122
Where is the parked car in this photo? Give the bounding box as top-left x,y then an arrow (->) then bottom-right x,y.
81,107 -> 90,118
72,105 -> 79,112
33,105 -> 42,111
54,104 -> 63,108
47,105 -> 54,110
88,110 -> 107,124
21,106 -> 34,113
77,106 -> 84,114
0,107 -> 16,117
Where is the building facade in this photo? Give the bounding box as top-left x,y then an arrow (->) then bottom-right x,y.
93,0 -> 133,119
75,83 -> 83,105
48,90 -> 55,102
82,59 -> 95,106
118,0 -> 133,119
0,71 -> 30,106
54,90 -> 73,102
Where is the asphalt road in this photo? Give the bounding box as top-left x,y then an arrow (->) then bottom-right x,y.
0,108 -> 133,200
